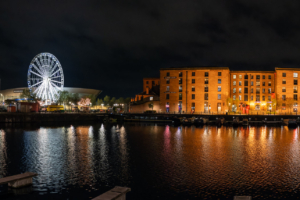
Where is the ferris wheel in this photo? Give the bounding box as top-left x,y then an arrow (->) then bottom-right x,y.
27,52 -> 64,103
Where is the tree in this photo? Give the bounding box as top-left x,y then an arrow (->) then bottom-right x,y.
286,98 -> 294,113
103,95 -> 110,106
78,97 -> 91,106
88,94 -> 97,106
96,99 -> 103,107
148,102 -> 154,110
70,93 -> 80,105
109,97 -> 116,107
20,88 -> 37,102
56,91 -> 70,106
226,97 -> 233,112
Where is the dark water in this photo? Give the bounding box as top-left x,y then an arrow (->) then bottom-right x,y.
1,123 -> 300,199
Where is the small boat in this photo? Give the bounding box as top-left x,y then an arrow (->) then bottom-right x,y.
288,119 -> 297,128
232,117 -> 240,127
194,118 -> 204,126
242,119 -> 249,126
182,118 -> 193,126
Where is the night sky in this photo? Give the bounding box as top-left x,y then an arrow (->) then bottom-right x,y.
1,1 -> 300,98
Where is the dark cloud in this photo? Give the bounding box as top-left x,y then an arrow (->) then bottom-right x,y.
1,0 -> 300,97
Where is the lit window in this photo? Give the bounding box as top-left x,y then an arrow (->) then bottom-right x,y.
179,85 -> 182,92
244,95 -> 248,101
218,86 -> 221,92
239,95 -> 242,100
239,75 -> 242,79
233,95 -> 236,100
256,88 -> 260,93
179,78 -> 182,84
268,88 -> 271,94
233,81 -> 236,86
166,86 -> 169,91
256,81 -> 260,86
268,96 -> 271,101
233,75 -> 236,79
256,95 -> 260,101
204,93 -> 208,100
262,88 -> 265,93
233,88 -> 236,93
282,95 -> 286,100
282,79 -> 286,84
179,93 -> 182,100
251,81 -> 253,86
218,79 -> 221,84
191,86 -> 195,92
251,95 -> 253,100
268,82 -> 271,86
294,86 -> 297,93
218,94 -> 221,100
204,79 -> 208,84
239,81 -> 242,86
150,97 -> 153,101
294,73 -> 298,78
282,87 -> 286,92
239,88 -> 242,93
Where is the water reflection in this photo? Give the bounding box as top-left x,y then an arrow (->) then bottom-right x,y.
1,124 -> 300,199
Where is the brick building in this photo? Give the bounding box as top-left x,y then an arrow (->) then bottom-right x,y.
131,67 -> 300,114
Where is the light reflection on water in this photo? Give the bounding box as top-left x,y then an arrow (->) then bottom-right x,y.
1,124 -> 300,199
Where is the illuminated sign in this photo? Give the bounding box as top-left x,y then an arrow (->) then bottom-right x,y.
13,90 -> 24,93
164,76 -> 176,79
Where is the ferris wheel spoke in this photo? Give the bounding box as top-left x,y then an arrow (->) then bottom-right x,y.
50,81 -> 62,92
50,76 -> 61,79
50,79 -> 62,84
50,69 -> 61,77
31,64 -> 43,76
30,81 -> 43,88
49,84 -> 57,101
29,78 -> 43,81
29,70 -> 43,78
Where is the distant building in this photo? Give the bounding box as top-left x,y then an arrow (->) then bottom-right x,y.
131,67 -> 300,114
0,87 -> 101,102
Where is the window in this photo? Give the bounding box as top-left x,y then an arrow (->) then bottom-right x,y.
239,75 -> 242,79
294,73 -> 298,78
192,79 -> 195,84
239,81 -> 242,86
218,86 -> 221,92
294,94 -> 298,100
192,86 -> 195,92
166,72 -> 170,76
244,88 -> 248,93
268,88 -> 271,94
205,72 -> 209,77
179,85 -> 182,92
179,93 -> 182,100
218,72 -> 221,76
233,88 -> 236,93
268,75 -> 271,79
262,75 -> 265,79
233,81 -> 236,86
294,86 -> 297,93
262,82 -> 265,86
238,95 -> 241,100
251,75 -> 254,79
166,94 -> 169,99
192,94 -> 195,99
179,78 -> 182,84
256,95 -> 260,101
268,82 -> 271,86
204,79 -> 208,84
295,79 -> 298,85
205,86 -> 209,92
152,81 -> 155,85
239,88 -> 242,93
282,103 -> 286,110
244,81 -> 248,86
244,95 -> 248,101
256,81 -> 260,86
251,81 -> 253,86
166,79 -> 170,84
251,95 -> 253,100
262,96 -> 265,101
282,79 -> 286,84
218,94 -> 221,100
262,88 -> 265,93
218,79 -> 221,84
233,75 -> 236,79
256,75 -> 260,79
166,86 -> 169,91
192,72 -> 195,76
282,87 -> 286,92
282,95 -> 286,100
233,95 -> 236,100
179,72 -> 182,77
146,81 -> 149,84
204,93 -> 208,100
256,88 -> 260,93
244,75 -> 248,79
282,73 -> 286,77
268,96 -> 271,101
251,88 -> 253,93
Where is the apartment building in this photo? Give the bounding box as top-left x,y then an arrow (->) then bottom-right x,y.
159,67 -> 230,113
230,71 -> 275,112
275,68 -> 300,112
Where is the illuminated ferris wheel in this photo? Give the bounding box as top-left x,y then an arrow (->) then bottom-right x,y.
27,52 -> 64,103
